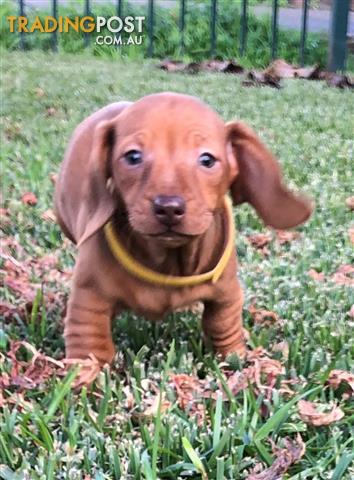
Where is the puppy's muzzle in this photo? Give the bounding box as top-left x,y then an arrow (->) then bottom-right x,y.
153,195 -> 186,226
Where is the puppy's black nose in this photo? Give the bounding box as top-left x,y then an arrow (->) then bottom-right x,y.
153,195 -> 186,226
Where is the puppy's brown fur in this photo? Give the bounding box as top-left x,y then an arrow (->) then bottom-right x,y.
55,93 -> 311,380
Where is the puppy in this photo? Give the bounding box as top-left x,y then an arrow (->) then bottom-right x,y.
55,93 -> 311,383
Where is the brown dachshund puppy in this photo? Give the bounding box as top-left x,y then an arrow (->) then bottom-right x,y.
55,93 -> 311,383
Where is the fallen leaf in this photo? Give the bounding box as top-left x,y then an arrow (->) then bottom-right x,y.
272,341 -> 289,361
170,373 -> 202,410
157,59 -> 187,72
21,192 -> 37,206
243,70 -> 282,89
298,400 -> 344,426
1,341 -> 66,392
247,434 -> 305,480
331,264 -> 354,286
0,208 -> 11,227
324,72 -> 353,89
247,232 -> 272,255
133,392 -> 171,420
346,196 -> 354,210
46,106 -> 57,116
169,373 -> 207,424
349,305 -> 354,318
34,87 -> 45,97
63,354 -> 101,388
275,230 -> 300,244
202,59 -> 244,74
157,58 -> 244,75
349,228 -> 354,245
308,269 -> 325,282
248,304 -> 280,326
327,369 -> 354,397
41,208 -> 57,223
1,234 -> 72,321
49,172 -> 58,184
265,59 -> 320,80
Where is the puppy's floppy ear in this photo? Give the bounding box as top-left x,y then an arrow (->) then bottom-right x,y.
226,121 -> 312,229
77,119 -> 117,246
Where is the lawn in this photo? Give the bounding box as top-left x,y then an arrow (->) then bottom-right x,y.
0,50 -> 353,479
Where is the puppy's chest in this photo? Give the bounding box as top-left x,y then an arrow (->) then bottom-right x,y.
116,280 -> 210,320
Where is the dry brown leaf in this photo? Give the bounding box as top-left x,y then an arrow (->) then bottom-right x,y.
46,107 -> 57,116
170,373 -> 202,410
247,434 -> 305,480
308,269 -> 325,282
248,304 -> 280,326
298,400 -> 344,426
346,196 -> 354,210
0,208 -> 11,227
169,373 -> 207,424
1,234 -> 71,320
41,208 -> 57,223
331,264 -> 354,286
349,228 -> 354,245
34,87 -> 45,97
49,173 -> 58,184
327,370 -> 354,397
243,71 -> 281,89
157,58 -> 244,75
134,392 -> 171,420
275,230 -> 300,244
272,341 -> 289,361
21,192 -> 37,206
349,305 -> 354,318
324,72 -> 353,89
1,340 -> 66,392
247,233 -> 272,255
202,59 -> 244,74
265,59 -> 320,80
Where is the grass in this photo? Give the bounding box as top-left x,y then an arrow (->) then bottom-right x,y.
0,50 -> 353,478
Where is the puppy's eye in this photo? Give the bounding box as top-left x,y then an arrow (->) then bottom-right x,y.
199,153 -> 216,169
124,150 -> 143,166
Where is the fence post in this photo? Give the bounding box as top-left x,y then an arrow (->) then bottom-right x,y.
210,0 -> 217,58
18,0 -> 25,50
239,0 -> 248,56
271,0 -> 278,60
180,0 -> 186,54
52,0 -> 58,52
300,0 -> 309,66
117,0 -> 123,18
148,0 -> 154,57
328,0 -> 350,72
116,0 -> 123,48
84,0 -> 91,48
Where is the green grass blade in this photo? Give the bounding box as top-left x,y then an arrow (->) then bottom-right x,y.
182,436 -> 208,480
212,392 -> 223,449
44,367 -> 78,422
254,386 -> 321,441
331,452 -> 354,480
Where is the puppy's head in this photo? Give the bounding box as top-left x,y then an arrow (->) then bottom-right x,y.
79,93 -> 312,246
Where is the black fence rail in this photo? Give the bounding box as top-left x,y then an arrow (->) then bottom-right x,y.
16,0 -> 351,71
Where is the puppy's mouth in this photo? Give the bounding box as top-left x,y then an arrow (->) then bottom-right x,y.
146,229 -> 195,247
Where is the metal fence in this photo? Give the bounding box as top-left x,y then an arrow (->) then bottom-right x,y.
16,0 -> 351,71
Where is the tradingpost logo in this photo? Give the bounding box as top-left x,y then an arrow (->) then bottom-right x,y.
6,15 -> 146,46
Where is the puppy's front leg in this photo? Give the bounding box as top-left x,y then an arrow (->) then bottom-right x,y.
202,281 -> 246,358
64,279 -> 116,384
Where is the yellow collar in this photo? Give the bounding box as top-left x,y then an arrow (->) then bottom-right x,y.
103,196 -> 235,287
